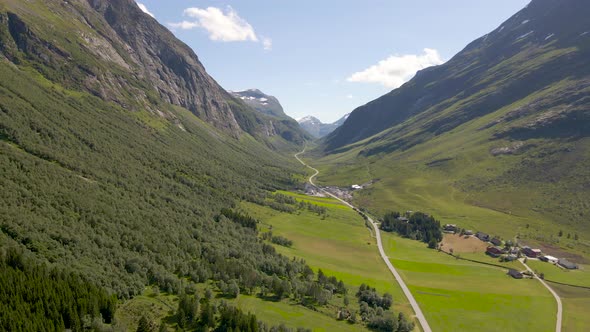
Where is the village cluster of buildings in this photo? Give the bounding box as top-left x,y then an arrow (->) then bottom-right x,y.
443,224 -> 579,278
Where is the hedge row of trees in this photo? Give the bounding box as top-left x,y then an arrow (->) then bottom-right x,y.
262,231 -> 294,247
380,211 -> 442,247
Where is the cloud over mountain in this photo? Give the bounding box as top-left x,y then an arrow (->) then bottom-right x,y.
347,48 -> 444,88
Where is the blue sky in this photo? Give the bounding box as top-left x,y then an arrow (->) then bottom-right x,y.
136,0 -> 530,123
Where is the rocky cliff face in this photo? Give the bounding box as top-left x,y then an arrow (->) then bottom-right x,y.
0,0 -> 301,142
85,0 -> 242,133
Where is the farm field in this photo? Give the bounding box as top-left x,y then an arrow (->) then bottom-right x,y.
526,259 -> 590,331
241,192 -> 415,326
550,283 -> 590,332
381,233 -> 557,332
526,260 -> 589,287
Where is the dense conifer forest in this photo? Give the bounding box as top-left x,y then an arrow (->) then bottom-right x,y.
0,248 -> 117,331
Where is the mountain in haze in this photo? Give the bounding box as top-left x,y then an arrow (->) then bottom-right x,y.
298,113 -> 350,138
319,0 -> 590,237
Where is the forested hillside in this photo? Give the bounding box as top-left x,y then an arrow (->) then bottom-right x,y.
0,0 -> 340,330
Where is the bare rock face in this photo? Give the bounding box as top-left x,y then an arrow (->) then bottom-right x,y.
0,0 -> 245,136
84,0 -> 241,134
0,0 -> 308,144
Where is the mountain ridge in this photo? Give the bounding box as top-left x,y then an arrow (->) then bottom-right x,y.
325,0 -> 590,152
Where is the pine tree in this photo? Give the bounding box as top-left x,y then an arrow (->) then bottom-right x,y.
136,315 -> 152,332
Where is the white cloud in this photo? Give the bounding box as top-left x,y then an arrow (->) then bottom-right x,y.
262,37 -> 272,51
168,6 -> 271,50
346,94 -> 354,99
169,21 -> 200,30
173,6 -> 257,42
347,48 -> 444,88
136,2 -> 155,18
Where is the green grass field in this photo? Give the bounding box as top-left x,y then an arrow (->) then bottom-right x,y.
525,259 -> 590,332
551,283 -> 590,332
241,192 -> 415,329
526,260 -> 589,287
381,233 -> 557,332
229,295 -> 365,332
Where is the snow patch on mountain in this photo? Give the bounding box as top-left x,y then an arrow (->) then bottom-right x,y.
516,31 -> 534,40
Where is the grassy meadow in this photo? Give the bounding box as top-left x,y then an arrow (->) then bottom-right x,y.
381,234 -> 557,332
308,94 -> 590,258
526,259 -> 590,331
241,192 -> 415,329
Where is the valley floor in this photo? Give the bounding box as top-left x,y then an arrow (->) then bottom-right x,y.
296,150 -> 590,331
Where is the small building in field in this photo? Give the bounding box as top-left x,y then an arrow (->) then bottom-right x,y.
539,255 -> 559,264
443,224 -> 457,233
490,238 -> 502,246
476,232 -> 490,242
522,246 -> 542,258
508,269 -> 523,279
486,246 -> 503,258
558,258 -> 578,270
504,254 -> 518,262
351,184 -> 362,190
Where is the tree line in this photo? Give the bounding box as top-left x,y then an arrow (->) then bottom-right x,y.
380,211 -> 442,248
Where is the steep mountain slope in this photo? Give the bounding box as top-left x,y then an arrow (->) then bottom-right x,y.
0,0 -> 302,146
299,113 -> 350,138
326,0 -> 590,151
316,0 -> 590,250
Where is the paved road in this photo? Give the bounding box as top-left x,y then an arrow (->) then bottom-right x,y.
520,259 -> 562,332
294,148 -> 433,332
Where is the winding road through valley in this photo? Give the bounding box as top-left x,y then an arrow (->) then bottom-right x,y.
294,148 -> 433,332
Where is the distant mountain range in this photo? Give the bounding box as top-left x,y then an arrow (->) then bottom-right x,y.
298,113 -> 350,138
